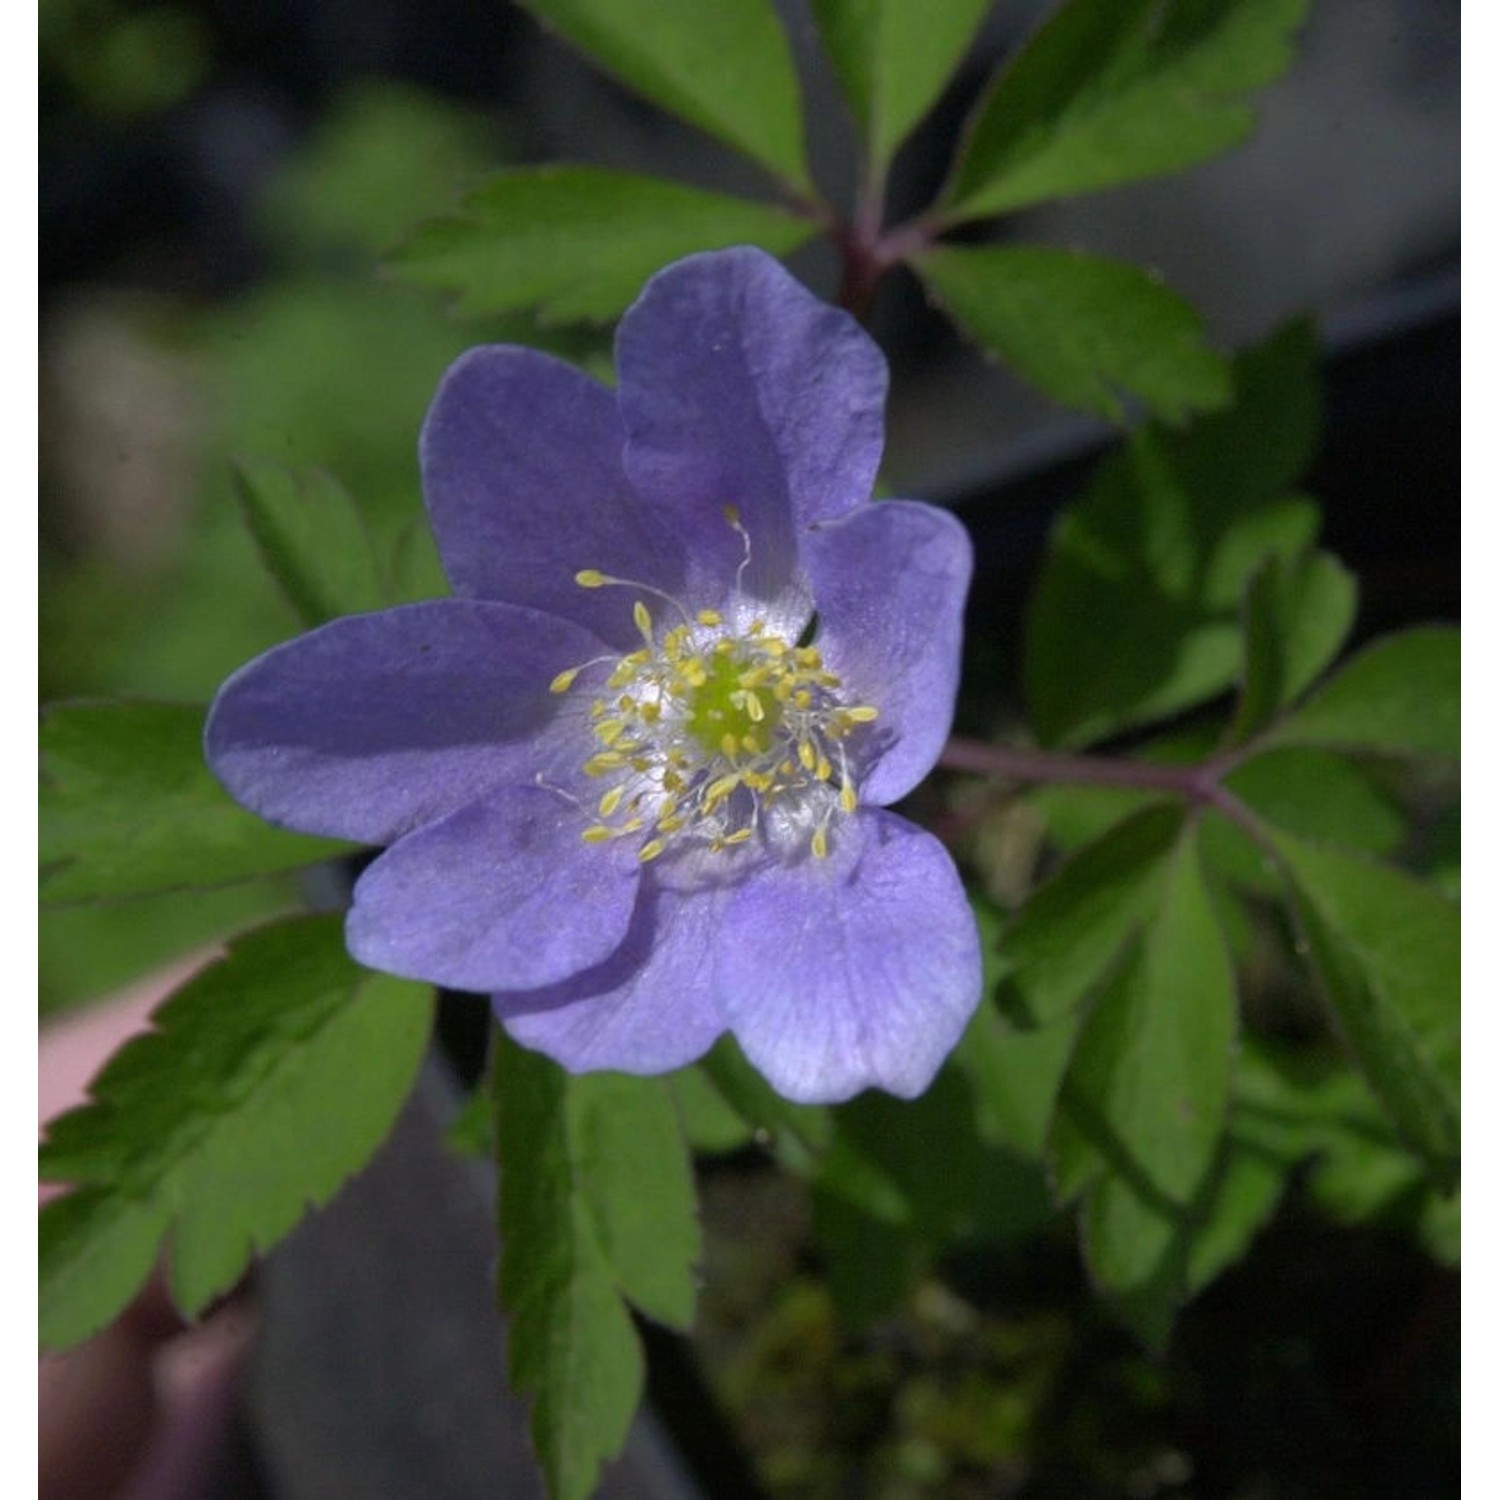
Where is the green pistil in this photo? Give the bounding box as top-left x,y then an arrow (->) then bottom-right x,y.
684,647 -> 778,758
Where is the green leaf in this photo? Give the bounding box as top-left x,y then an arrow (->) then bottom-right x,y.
1182,1134 -> 1289,1294
918,243 -> 1230,422
40,701 -> 350,904
494,1040 -> 643,1500
953,998 -> 1077,1161
1206,746 -> 1404,895
40,917 -> 432,1349
1050,826 -> 1237,1340
567,1073 -> 700,1329
391,167 -> 818,324
944,0 -> 1308,219
1229,549 -> 1358,744
1051,826 -> 1236,1207
232,458 -> 388,628
518,0 -> 812,190
1234,1035 -> 1455,1261
1267,627 -> 1460,760
997,803 -> 1186,1026
1265,831 -> 1459,1188
670,1066 -> 756,1156
1024,320 -> 1323,747
810,0 -> 992,171
696,1035 -> 833,1174
494,1040 -> 700,1500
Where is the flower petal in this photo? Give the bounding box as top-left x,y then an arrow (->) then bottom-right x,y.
617,247 -> 887,618
347,784 -> 640,992
716,811 -> 981,1103
805,501 -> 972,806
494,880 -> 729,1074
205,599 -> 603,845
420,346 -> 688,648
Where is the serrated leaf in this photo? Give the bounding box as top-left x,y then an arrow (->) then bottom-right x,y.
40,701 -> 351,904
1266,831 -> 1459,1188
232,458 -> 388,628
391,167 -> 818,324
494,1040 -> 701,1499
494,1039 -> 644,1500
567,1072 -> 700,1329
811,0 -> 992,170
1229,549 -> 1358,743
944,0 -> 1307,219
40,917 -> 432,1349
1267,627 -> 1459,760
518,0 -> 811,190
997,803 -> 1186,1026
919,243 -> 1230,422
1050,826 -> 1236,1209
1024,321 -> 1323,746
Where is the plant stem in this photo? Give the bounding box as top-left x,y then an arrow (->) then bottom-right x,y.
939,734 -> 1261,834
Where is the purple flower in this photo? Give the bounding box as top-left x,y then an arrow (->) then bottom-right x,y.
206,248 -> 980,1103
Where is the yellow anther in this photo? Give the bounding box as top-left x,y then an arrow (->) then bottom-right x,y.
657,815 -> 686,834
719,731 -> 739,758
845,705 -> 880,723
742,691 -> 765,722
705,773 -> 740,806
798,740 -> 817,771
697,609 -> 723,626
582,825 -> 615,844
811,827 -> 829,859
549,666 -> 581,694
598,787 -> 625,817
583,752 -> 623,777
596,719 -> 626,745
575,569 -> 609,588
633,600 -> 653,639
839,784 -> 858,814
741,734 -> 763,754
639,838 -> 667,863
722,828 -> 753,846
815,756 -> 833,781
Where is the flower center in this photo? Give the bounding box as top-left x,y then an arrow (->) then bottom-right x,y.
549,571 -> 878,864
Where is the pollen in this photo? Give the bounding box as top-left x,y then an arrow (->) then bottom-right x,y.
550,542 -> 880,864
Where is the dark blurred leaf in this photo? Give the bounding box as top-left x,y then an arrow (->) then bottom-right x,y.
518,0 -> 812,189
670,1066 -> 756,1156
40,701 -> 350,903
996,803 -> 1185,1026
392,167 -> 817,323
944,0 -> 1307,219
232,458 -> 388,628
1268,832 -> 1459,1189
918,243 -> 1230,422
1267,627 -> 1459,760
1024,321 -> 1322,746
811,0 -> 992,170
40,917 -> 432,1349
1229,549 -> 1358,744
